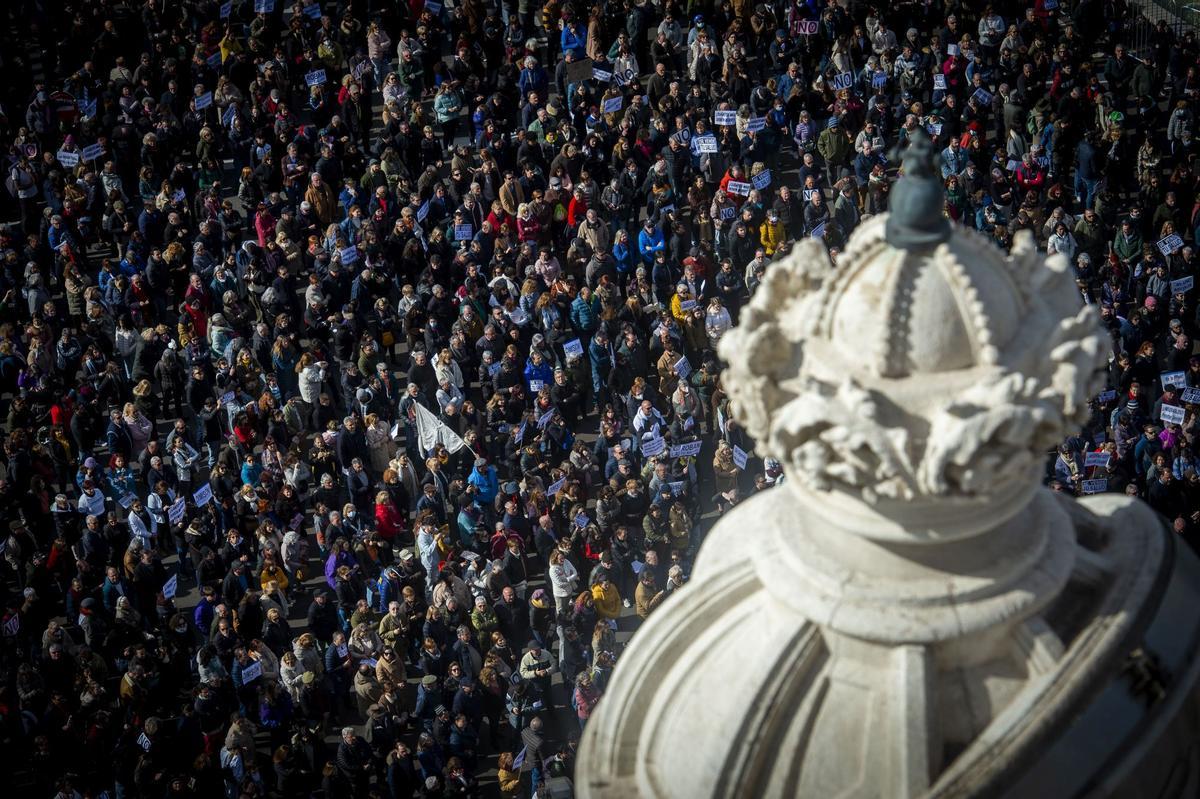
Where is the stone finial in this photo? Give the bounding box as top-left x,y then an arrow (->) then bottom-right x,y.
885,127 -> 952,249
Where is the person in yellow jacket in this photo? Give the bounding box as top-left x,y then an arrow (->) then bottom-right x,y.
760,209 -> 786,255
260,557 -> 289,593
591,578 -> 622,620
669,283 -> 696,323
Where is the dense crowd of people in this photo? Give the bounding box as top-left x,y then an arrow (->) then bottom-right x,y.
0,0 -> 1197,796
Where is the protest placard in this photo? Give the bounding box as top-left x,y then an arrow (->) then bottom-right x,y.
1162,371 -> 1186,390
220,1 -> 232,17
168,498 -> 187,525
602,96 -> 623,114
254,0 -> 275,10
872,71 -> 887,88
733,445 -> 749,469
1097,389 -> 1118,403
727,181 -> 751,196
679,300 -> 696,312
1161,404 -> 1186,425
563,339 -> 583,359
1184,387 -> 1200,404
195,92 -> 213,110
162,575 -> 178,599
564,57 -> 593,84
538,408 -> 555,428
118,494 -> 136,509
592,67 -> 612,82
82,143 -> 105,161
1081,479 -> 1108,494
529,379 -> 543,393
454,223 -> 473,241
1084,451 -> 1111,469
933,74 -> 947,90
713,109 -> 737,126
746,116 -> 766,132
137,732 -> 152,751
695,135 -> 718,153
1158,234 -> 1185,256
339,246 -> 358,264
669,481 -> 687,495
794,19 -> 818,35
56,150 -> 80,168
193,483 -> 213,506
810,221 -> 827,238
752,170 -> 772,190
674,356 -> 691,378
241,660 -> 262,682
305,69 -> 327,87
304,2 -> 323,18
972,88 -> 993,105
416,200 -> 430,222
547,476 -> 566,495
641,436 -> 665,457
1172,276 -> 1194,294
670,441 -> 703,458
831,72 -> 854,91
207,51 -> 222,67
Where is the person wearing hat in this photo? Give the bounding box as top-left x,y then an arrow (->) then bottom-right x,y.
759,208 -> 786,256
466,457 -> 499,509
519,639 -> 557,702
818,114 -> 854,189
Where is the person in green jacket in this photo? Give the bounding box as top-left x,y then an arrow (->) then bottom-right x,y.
817,116 -> 854,189
1112,217 -> 1143,269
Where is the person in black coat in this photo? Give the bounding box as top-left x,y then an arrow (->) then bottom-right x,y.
306,590 -> 340,643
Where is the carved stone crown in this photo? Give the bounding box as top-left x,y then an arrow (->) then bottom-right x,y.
718,219 -> 1107,541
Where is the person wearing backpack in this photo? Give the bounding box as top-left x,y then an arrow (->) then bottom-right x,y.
7,155 -> 39,234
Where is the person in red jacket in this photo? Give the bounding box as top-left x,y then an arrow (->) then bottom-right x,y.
374,491 -> 405,541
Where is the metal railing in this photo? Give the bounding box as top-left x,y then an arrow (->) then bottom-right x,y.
1128,0 -> 1199,58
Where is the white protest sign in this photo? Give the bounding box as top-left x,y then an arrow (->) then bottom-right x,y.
1162,371 -> 1187,390
872,71 -> 887,88
752,170 -> 772,190
168,498 -> 187,525
454,223 -> 473,241
1183,387 -> 1200,404
680,300 -> 696,312
2,615 -> 18,636
1173,276 -> 1194,294
1006,159 -> 1020,172
1081,479 -> 1108,495
538,408 -> 555,428
674,356 -> 691,378
1097,389 -> 1118,403
695,135 -> 718,153
194,92 -> 213,110
831,72 -> 854,91
339,246 -> 358,264
641,436 -> 665,457
669,481 -> 687,495
1158,234 -> 1184,256
529,379 -> 544,393
1160,404 -> 1186,425
162,574 -> 178,599
593,67 -> 612,82
947,44 -> 960,56
416,200 -> 430,222
670,440 -> 703,458
713,110 -> 737,126
1084,452 -> 1111,469
547,476 -> 566,495
794,19 -> 818,35
241,659 -> 263,682
305,69 -> 327,87
82,143 -> 105,161
746,116 -> 766,132
425,0 -> 443,11
254,0 -> 275,12
336,643 -> 349,658
933,74 -> 947,90
720,206 -> 735,220
304,2 -> 323,18
602,96 -> 624,114
137,732 -> 152,751
732,445 -> 749,470
972,88 -> 993,105
810,221 -> 826,238
563,339 -> 584,359
56,150 -> 80,167
193,483 -> 213,507
118,493 -> 136,509
727,181 -> 752,196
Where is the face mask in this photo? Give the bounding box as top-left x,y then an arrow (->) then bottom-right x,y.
347,512 -> 356,519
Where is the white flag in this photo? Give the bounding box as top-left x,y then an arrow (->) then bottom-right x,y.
412,402 -> 470,457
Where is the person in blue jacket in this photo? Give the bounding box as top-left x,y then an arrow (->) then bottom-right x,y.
467,457 -> 499,508
637,218 -> 665,265
561,20 -> 587,60
523,350 -> 554,393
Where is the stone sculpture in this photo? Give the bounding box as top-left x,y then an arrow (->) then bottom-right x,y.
576,133 -> 1200,799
